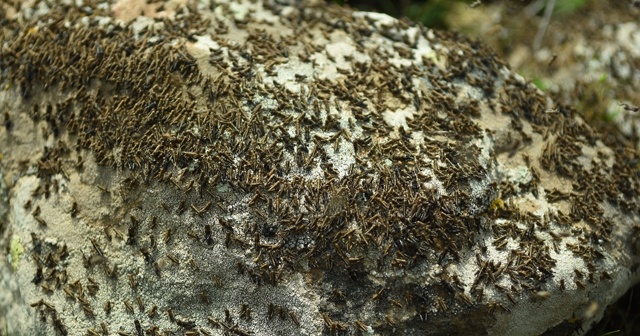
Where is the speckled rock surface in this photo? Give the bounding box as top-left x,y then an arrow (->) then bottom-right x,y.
1,1 -> 639,336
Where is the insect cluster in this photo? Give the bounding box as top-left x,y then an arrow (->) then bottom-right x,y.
1,0 -> 638,335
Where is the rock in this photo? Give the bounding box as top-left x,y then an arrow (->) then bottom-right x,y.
1,1 -> 639,335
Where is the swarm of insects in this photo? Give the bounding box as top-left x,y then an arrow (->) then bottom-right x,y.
1,0 -> 637,335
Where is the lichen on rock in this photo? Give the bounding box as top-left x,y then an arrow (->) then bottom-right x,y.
0,0 -> 639,335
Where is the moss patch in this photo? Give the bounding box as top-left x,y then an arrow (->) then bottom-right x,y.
9,236 -> 23,271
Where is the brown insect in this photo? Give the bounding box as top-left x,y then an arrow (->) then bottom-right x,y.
163,229 -> 173,244
239,304 -> 251,320
104,300 -> 112,314
124,300 -> 134,314
147,304 -> 158,318
620,103 -> 639,113
136,296 -> 144,311
70,202 -> 78,217
204,224 -> 214,245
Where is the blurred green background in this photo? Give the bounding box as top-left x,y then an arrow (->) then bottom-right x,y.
335,0 -> 460,29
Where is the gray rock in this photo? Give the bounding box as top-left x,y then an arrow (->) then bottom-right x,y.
0,0 -> 639,335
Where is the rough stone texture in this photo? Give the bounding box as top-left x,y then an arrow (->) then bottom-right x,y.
1,1 -> 639,336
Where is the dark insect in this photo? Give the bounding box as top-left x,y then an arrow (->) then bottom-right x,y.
620,103 -> 639,113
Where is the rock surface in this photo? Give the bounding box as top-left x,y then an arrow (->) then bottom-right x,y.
0,1 -> 639,335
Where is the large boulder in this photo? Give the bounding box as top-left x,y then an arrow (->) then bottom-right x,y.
1,0 -> 639,335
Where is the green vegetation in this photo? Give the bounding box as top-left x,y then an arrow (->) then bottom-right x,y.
532,77 -> 548,91
403,0 -> 452,29
9,236 -> 23,271
554,0 -> 587,14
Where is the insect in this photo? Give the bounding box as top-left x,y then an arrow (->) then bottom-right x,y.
53,315 -> 68,336
390,299 -> 403,308
177,200 -> 186,215
372,287 -> 386,301
34,215 -> 48,226
192,201 -> 212,216
354,320 -> 367,332
106,264 -> 118,278
385,314 -> 395,326
127,225 -> 137,245
89,238 -> 104,257
136,296 -> 144,311
3,111 -> 12,130
32,266 -> 43,285
204,224 -> 214,245
70,202 -> 78,217
40,283 -> 54,294
63,287 -> 75,300
124,300 -> 134,314
87,328 -> 100,336
166,253 -> 179,265
187,231 -> 200,241
148,304 -> 158,318
140,247 -> 152,264
176,317 -> 196,329
81,303 -> 95,317
200,290 -> 210,304
435,297 -> 447,312
547,53 -> 558,67
128,274 -> 137,289
134,320 -> 143,336
163,229 -> 173,244
620,103 -> 639,113
239,304 -> 251,320
266,303 -> 276,320
288,310 -> 300,327
167,308 -> 175,322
